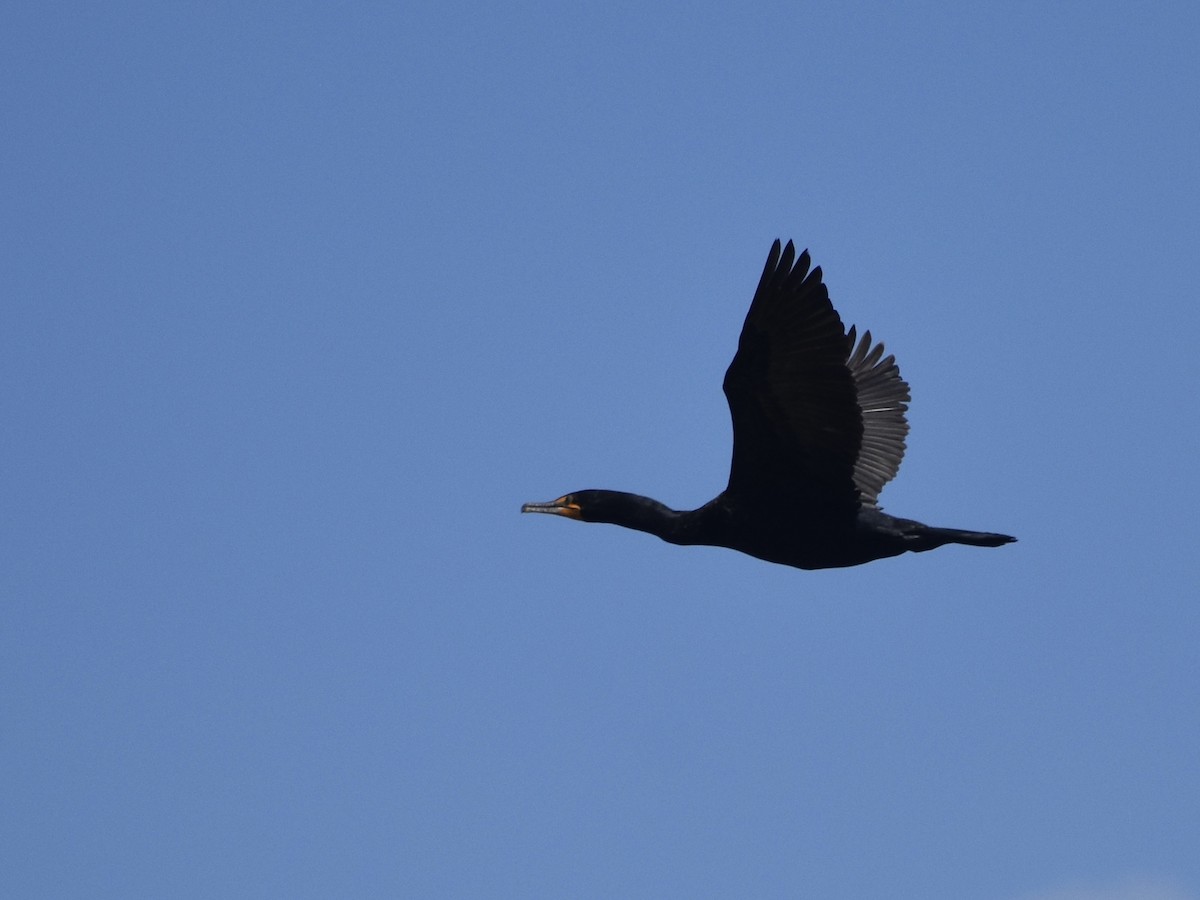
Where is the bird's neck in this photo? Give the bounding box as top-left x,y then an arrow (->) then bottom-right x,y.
594,492 -> 692,542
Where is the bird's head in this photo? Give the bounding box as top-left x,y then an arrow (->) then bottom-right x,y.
521,489 -> 678,529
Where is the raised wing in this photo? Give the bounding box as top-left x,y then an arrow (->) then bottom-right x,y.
722,240 -> 862,513
721,241 -> 912,515
845,326 -> 910,507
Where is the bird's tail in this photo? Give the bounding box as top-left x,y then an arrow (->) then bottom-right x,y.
924,527 -> 1016,548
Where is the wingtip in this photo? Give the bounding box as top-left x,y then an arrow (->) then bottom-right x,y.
763,239 -> 783,276
778,240 -> 796,272
757,238 -> 820,297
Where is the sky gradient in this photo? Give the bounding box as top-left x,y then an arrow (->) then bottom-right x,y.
3,3 -> 1198,898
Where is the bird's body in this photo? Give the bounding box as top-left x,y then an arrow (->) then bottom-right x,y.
522,240 -> 1014,570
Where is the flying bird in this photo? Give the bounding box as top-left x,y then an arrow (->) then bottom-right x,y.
522,240 -> 1015,569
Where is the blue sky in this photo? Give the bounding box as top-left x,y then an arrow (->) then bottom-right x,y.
3,2 -> 1198,898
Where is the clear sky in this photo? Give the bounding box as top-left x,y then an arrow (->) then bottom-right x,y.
3,3 -> 1198,898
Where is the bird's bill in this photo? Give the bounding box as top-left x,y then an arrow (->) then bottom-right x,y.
520,496 -> 582,519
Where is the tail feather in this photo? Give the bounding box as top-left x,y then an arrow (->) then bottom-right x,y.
926,527 -> 1016,548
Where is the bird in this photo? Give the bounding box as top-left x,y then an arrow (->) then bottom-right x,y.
522,240 -> 1015,569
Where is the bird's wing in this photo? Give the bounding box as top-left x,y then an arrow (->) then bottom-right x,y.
844,326 -> 910,508
722,240 -> 862,512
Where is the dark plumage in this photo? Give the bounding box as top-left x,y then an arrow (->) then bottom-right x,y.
522,240 -> 1015,569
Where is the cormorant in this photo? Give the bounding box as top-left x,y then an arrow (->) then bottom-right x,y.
522,240 -> 1015,569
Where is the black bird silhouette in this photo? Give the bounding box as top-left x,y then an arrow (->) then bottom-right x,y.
522,240 -> 1015,569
